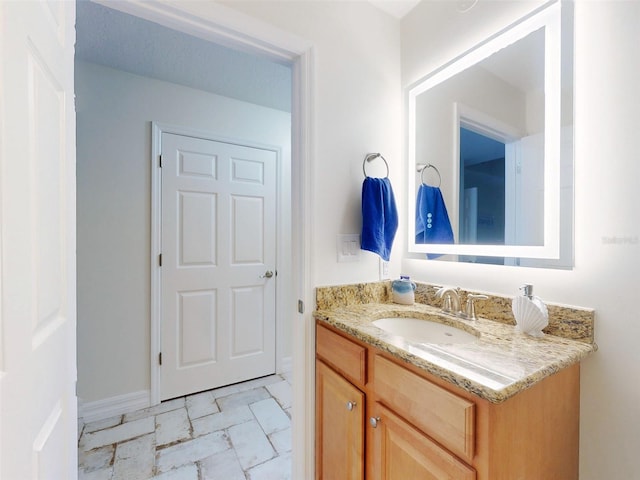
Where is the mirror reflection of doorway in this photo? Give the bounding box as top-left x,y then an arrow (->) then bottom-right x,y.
459,127 -> 506,245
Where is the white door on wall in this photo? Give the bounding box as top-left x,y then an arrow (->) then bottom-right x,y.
0,1 -> 77,478
160,133 -> 277,400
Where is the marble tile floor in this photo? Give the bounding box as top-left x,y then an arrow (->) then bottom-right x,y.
78,374 -> 292,480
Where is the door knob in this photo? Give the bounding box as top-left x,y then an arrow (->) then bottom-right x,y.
346,401 -> 357,411
369,417 -> 381,428
260,270 -> 274,278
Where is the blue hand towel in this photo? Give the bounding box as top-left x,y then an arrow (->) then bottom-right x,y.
416,184 -> 454,259
361,177 -> 398,261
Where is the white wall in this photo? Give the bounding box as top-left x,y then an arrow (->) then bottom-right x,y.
199,1 -> 640,476
401,2 -> 640,478
76,61 -> 291,403
220,0 -> 403,286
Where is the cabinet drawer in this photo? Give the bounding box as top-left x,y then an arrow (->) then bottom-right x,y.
316,324 -> 366,385
373,355 -> 475,461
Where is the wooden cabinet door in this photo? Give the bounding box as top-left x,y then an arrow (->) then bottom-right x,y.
316,360 -> 365,480
369,403 -> 476,480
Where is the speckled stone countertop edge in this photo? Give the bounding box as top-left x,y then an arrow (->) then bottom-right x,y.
314,301 -> 597,404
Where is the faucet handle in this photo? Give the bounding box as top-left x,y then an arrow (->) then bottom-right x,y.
465,294 -> 488,320
468,293 -> 488,300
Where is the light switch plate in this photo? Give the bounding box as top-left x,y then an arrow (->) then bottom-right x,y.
337,234 -> 360,262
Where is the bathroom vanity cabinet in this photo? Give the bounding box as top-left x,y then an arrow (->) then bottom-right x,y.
316,360 -> 365,479
315,322 -> 581,480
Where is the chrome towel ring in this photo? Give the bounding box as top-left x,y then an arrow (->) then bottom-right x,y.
363,153 -> 389,178
417,163 -> 442,188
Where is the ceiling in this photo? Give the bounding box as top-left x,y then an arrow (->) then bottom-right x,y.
74,0 -> 427,112
368,0 -> 421,18
75,0 -> 292,112
75,0 -> 552,111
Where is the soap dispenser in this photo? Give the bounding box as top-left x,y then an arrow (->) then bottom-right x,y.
392,276 -> 416,305
512,284 -> 549,337
520,284 -> 548,317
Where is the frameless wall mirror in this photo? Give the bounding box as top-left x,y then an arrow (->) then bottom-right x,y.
407,1 -> 573,267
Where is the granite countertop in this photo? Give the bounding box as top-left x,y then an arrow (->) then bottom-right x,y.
314,302 -> 597,403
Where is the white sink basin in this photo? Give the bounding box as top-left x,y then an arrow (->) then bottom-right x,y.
373,317 -> 478,345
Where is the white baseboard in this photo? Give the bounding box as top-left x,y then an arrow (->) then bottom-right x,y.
279,356 -> 293,375
78,390 -> 150,424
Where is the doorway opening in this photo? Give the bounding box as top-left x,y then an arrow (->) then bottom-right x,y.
455,103 -> 521,265
459,127 -> 506,246
75,2 -> 312,476
76,1 -> 298,424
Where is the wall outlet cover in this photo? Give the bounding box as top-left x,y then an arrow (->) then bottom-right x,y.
379,258 -> 390,280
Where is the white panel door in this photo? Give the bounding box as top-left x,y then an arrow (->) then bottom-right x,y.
0,1 -> 77,479
161,133 -> 277,400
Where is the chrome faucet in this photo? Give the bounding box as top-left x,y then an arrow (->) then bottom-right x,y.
436,286 -> 461,315
436,287 -> 488,320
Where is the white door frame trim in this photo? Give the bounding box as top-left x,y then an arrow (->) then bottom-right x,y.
98,2 -> 315,478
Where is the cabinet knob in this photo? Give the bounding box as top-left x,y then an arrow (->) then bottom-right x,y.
369,416 -> 381,428
346,401 -> 357,411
